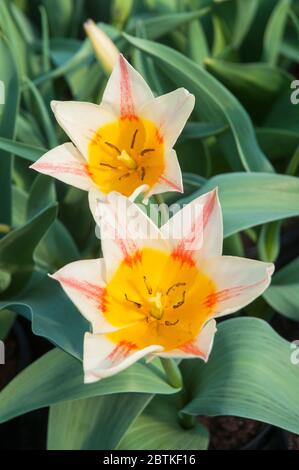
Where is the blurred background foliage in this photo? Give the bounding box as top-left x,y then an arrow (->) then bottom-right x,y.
1,0 -> 299,450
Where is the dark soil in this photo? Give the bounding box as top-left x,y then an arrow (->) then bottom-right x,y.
287,433 -> 299,450
198,416 -> 263,450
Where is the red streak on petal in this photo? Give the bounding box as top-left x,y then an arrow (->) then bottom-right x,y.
55,275 -> 107,311
180,342 -> 204,357
159,175 -> 182,192
33,162 -> 88,177
203,189 -> 217,229
107,340 -> 137,365
119,55 -> 136,119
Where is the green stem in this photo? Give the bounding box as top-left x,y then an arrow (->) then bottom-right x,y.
154,193 -> 168,227
160,358 -> 182,389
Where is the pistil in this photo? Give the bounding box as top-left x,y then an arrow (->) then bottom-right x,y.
117,150 -> 137,169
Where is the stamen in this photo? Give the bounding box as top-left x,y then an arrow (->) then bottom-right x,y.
166,282 -> 186,296
131,129 -> 138,149
140,167 -> 145,181
143,276 -> 152,295
100,163 -> 117,169
125,293 -> 142,309
172,291 -> 186,309
165,319 -> 179,326
141,148 -> 155,156
118,172 -> 130,180
105,141 -> 121,154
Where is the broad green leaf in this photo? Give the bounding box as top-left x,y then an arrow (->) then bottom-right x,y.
35,219 -> 80,271
112,0 -> 134,29
179,172 -> 299,237
264,256 -> 299,321
12,185 -> 28,227
181,122 -> 227,141
0,205 -> 57,295
0,137 -> 46,163
263,0 -> 290,65
232,0 -> 258,48
264,88 -> 299,132
40,0 -> 73,37
0,37 -> 19,226
256,128 -> 299,161
0,309 -> 15,340
0,348 -> 177,423
129,9 -> 210,40
118,394 -> 209,450
182,318 -> 299,434
187,18 -> 209,65
124,34 -> 273,172
0,274 -> 87,359
0,0 -> 28,76
47,393 -> 152,450
205,59 -> 291,122
258,221 -> 281,263
27,174 -> 56,220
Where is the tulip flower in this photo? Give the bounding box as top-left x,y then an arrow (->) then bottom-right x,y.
31,54 -> 195,198
51,189 -> 274,383
84,19 -> 119,74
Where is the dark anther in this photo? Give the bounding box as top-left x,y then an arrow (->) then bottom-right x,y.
165,319 -> 179,326
141,148 -> 155,156
100,163 -> 117,169
125,293 -> 142,308
105,141 -> 121,153
172,291 -> 186,309
166,282 -> 187,296
143,276 -> 152,295
141,167 -> 145,181
131,129 -> 138,149
118,172 -> 130,180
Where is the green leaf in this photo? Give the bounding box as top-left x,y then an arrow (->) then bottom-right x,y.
264,256 -> 299,321
187,18 -> 209,65
204,59 -> 291,122
0,274 -> 87,359
0,348 -> 177,423
123,33 -> 273,172
258,221 -> 281,263
47,393 -> 152,450
129,9 -> 211,41
0,309 -> 15,340
0,205 -> 57,295
256,128 -> 299,161
180,122 -> 227,142
232,0 -> 259,48
179,172 -> 299,237
118,394 -> 209,450
27,174 -> 56,220
181,317 -> 299,434
263,0 -> 290,65
0,137 -> 46,163
0,37 -> 19,226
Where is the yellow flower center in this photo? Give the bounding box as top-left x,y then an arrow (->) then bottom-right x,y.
103,248 -> 217,352
88,117 -> 165,196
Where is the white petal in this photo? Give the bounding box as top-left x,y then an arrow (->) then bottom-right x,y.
154,319 -> 217,362
102,54 -> 154,117
161,188 -> 222,258
202,256 -> 274,318
146,149 -> 183,197
30,143 -> 94,191
89,189 -> 171,280
50,258 -> 116,334
51,101 -> 115,159
139,88 -> 195,147
83,332 -> 162,382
